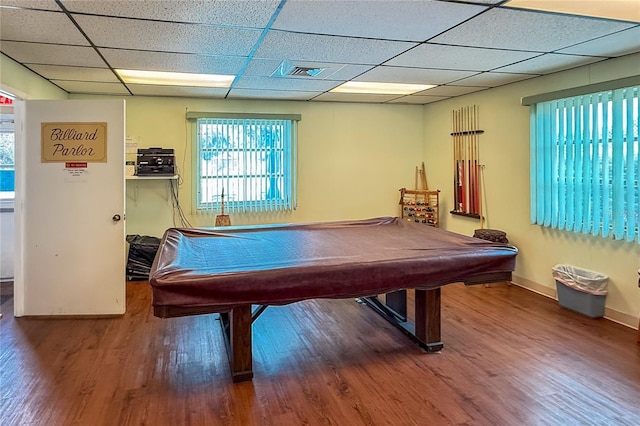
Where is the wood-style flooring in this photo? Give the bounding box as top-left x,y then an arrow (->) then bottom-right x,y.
0,281 -> 639,426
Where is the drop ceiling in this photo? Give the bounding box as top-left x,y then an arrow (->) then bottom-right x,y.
1,0 -> 638,104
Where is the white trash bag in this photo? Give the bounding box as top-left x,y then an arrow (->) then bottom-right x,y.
552,264 -> 608,296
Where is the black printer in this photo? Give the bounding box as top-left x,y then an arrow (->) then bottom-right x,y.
136,147 -> 175,176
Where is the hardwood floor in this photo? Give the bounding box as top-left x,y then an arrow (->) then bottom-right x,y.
1,281 -> 638,426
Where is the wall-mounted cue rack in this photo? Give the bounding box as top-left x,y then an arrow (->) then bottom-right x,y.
451,105 -> 483,219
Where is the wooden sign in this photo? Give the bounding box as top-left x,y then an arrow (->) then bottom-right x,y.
41,122 -> 107,163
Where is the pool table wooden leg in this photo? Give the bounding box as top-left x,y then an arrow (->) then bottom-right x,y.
220,305 -> 253,382
415,288 -> 443,352
362,288 -> 443,352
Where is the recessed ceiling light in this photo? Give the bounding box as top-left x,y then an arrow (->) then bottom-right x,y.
504,0 -> 640,23
330,81 -> 435,95
116,69 -> 235,87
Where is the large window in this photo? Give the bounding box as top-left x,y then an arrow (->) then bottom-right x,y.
529,84 -> 639,242
190,113 -> 300,214
0,104 -> 14,206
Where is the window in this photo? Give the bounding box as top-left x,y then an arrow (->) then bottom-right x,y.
190,113 -> 300,214
529,84 -> 639,242
0,101 -> 15,206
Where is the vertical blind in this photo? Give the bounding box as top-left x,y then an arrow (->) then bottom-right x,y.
530,85 -> 639,242
195,117 -> 297,214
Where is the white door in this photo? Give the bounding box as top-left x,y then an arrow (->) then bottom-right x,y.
14,99 -> 126,316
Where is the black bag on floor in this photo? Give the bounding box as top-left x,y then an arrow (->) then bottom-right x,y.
126,234 -> 161,280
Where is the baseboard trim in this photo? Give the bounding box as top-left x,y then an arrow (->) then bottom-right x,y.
20,314 -> 123,319
512,275 -> 638,330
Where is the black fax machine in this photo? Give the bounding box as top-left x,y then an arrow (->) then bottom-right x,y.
136,147 -> 175,176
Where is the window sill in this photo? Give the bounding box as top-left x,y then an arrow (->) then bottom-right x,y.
0,196 -> 14,212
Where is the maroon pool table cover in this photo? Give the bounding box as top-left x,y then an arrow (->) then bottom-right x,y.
149,217 -> 518,314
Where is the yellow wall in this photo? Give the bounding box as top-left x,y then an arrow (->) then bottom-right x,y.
118,97 -> 424,235
0,54 -> 67,100
423,52 -> 640,327
3,50 -> 639,327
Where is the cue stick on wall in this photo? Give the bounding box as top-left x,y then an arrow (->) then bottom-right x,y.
420,161 -> 428,190
451,105 -> 481,216
458,108 -> 463,212
452,109 -> 459,211
476,105 -> 479,214
466,106 -> 471,214
470,106 -> 475,214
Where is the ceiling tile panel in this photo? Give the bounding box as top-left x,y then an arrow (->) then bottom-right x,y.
242,58 -> 297,77
127,84 -> 229,98
50,80 -> 130,95
27,64 -> 118,82
1,1 -> 60,11
100,49 -> 247,75
0,8 -> 88,45
356,66 -> 477,85
387,43 -> 541,71
253,31 -> 417,65
0,0 -> 635,104
432,8 -> 636,52
227,89 -> 320,101
388,95 -> 452,104
494,53 -> 605,74
314,92 -> 401,103
557,26 -> 640,57
274,0 -> 487,42
232,75 -> 339,92
452,72 -> 536,87
72,15 -> 262,56
59,0 -> 281,27
242,58 -> 373,81
418,85 -> 486,97
1,41 -> 105,67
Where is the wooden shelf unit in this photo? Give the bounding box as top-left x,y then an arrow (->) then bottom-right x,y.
399,188 -> 440,227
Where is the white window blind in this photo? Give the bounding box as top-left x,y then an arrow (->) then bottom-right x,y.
530,85 -> 639,242
194,115 -> 298,214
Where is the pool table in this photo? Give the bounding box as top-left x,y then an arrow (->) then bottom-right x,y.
149,217 -> 518,382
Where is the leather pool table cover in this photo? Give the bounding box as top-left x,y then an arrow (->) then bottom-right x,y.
149,217 -> 518,313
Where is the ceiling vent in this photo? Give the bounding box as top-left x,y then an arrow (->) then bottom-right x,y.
288,66 -> 325,77
272,60 -> 327,78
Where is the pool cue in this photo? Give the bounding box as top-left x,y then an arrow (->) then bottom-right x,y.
456,108 -> 464,212
479,165 -> 485,229
471,105 -> 476,214
465,106 -> 470,213
474,106 -> 482,214
453,109 -> 458,211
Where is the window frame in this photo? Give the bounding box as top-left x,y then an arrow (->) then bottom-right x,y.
188,112 -> 300,214
528,84 -> 639,242
0,105 -> 15,211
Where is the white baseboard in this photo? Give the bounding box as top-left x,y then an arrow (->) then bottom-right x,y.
512,275 -> 638,330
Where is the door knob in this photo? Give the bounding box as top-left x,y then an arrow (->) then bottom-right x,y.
112,214 -> 121,222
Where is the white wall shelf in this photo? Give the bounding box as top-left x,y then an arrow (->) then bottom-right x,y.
126,175 -> 178,180
126,175 -> 177,203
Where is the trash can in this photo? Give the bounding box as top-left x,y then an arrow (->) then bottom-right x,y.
552,264 -> 608,318
126,234 -> 161,281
